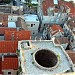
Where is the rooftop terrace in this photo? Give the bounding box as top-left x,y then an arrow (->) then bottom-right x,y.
18,40 -> 75,75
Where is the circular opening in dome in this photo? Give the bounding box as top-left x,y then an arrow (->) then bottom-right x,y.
34,49 -> 58,68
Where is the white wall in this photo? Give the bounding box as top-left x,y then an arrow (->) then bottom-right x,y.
8,16 -> 18,22
42,13 -> 68,25
2,70 -> 17,75
63,23 -> 70,31
26,21 -> 39,35
61,43 -> 68,49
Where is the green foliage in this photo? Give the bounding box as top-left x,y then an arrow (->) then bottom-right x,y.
16,49 -> 20,56
57,54 -> 60,61
32,4 -> 38,7
19,66 -> 22,72
28,3 -> 33,7
18,66 -> 22,75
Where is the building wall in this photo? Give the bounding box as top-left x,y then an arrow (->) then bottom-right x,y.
8,16 -> 18,22
2,14 -> 8,27
26,22 -> 39,35
42,13 -> 68,25
63,23 -> 70,31
2,70 -> 17,75
0,27 -> 17,34
61,43 -> 68,49
52,32 -> 64,38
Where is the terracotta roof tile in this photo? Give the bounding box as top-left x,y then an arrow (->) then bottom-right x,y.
51,30 -> 59,35
2,56 -> 18,70
58,1 -> 75,13
54,37 -> 69,44
0,58 -> 2,74
48,25 -> 64,35
66,50 -> 75,64
0,27 -> 17,34
69,14 -> 75,18
69,22 -> 75,27
51,25 -> 64,32
42,0 -> 54,15
5,30 -> 31,40
42,0 -> 75,16
0,41 -> 18,53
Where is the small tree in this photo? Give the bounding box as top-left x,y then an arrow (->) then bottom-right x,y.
16,49 -> 20,56
18,66 -> 22,75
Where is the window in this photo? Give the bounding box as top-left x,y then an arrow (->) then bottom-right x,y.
13,11 -> 14,14
31,24 -> 33,27
33,32 -> 35,34
8,72 -> 11,75
26,41 -> 30,46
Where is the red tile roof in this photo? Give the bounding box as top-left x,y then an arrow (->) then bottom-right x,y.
58,1 -> 75,14
51,25 -> 64,32
49,25 -> 64,35
42,0 -> 54,15
5,30 -> 31,40
2,56 -> 18,70
0,41 -> 18,53
66,50 -> 75,64
0,56 -> 18,73
42,0 -> 75,16
69,21 -> 75,26
58,1 -> 75,17
69,13 -> 75,18
0,27 -> 17,34
0,58 -> 2,74
54,37 -> 69,44
51,30 -> 59,35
